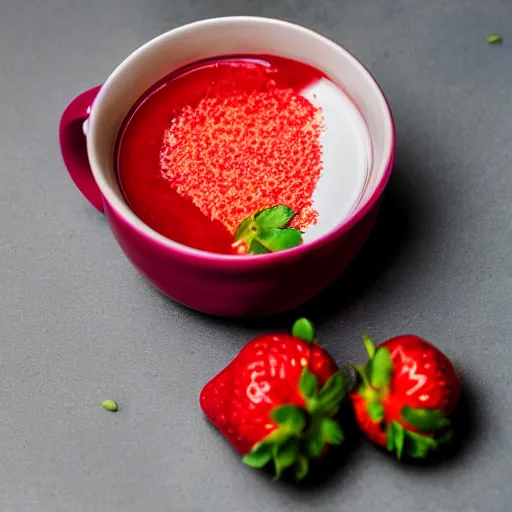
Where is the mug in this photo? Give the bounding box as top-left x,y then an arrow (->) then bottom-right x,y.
59,16 -> 395,318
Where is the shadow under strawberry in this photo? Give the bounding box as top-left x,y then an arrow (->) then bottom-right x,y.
279,401 -> 362,488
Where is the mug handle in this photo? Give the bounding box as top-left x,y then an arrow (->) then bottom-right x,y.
59,86 -> 104,212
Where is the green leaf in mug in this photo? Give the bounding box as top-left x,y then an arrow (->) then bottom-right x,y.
234,215 -> 257,240
233,205 -> 303,255
254,205 -> 297,230
256,228 -> 302,252
250,240 -> 270,254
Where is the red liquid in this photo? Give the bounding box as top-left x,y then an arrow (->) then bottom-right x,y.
116,55 -> 325,254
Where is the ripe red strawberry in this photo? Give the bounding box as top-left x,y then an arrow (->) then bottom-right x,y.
199,319 -> 346,480
350,335 -> 461,459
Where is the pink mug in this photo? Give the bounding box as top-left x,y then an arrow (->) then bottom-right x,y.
59,16 -> 395,318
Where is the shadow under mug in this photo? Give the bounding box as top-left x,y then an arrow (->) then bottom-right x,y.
59,16 -> 395,318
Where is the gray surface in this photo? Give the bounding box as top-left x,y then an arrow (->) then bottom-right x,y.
0,0 -> 511,510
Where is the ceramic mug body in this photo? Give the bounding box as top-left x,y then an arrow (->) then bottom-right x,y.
59,16 -> 395,317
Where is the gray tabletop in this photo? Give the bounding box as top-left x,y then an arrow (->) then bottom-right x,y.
1,0 -> 511,510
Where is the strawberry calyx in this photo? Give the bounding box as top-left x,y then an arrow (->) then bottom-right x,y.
352,335 -> 453,459
385,418 -> 454,459
243,369 -> 345,480
232,205 -> 303,255
242,319 -> 346,480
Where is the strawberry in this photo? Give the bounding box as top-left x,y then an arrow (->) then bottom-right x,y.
199,318 -> 346,480
350,335 -> 461,459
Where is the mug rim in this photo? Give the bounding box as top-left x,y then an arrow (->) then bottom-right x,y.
88,15 -> 395,269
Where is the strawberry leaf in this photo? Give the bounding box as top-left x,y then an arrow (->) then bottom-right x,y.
367,402 -> 384,422
306,433 -> 325,458
273,439 -> 299,480
369,347 -> 392,389
265,426 -> 292,445
316,372 -> 345,414
242,443 -> 273,468
292,318 -> 315,342
386,423 -> 396,452
298,368 -> 319,400
233,205 -> 302,255
256,228 -> 302,252
234,215 -> 256,240
401,406 -> 451,432
363,334 -> 376,358
295,455 -> 309,481
254,205 -> 297,230
387,422 -> 444,459
250,240 -> 270,254
393,422 -> 405,459
351,362 -> 372,389
271,405 -> 307,434
404,430 -> 437,458
435,428 -> 454,445
321,418 -> 344,445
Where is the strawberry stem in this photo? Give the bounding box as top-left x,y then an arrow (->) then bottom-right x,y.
292,318 -> 315,342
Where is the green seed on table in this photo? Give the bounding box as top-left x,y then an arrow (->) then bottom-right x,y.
486,34 -> 503,45
102,399 -> 118,412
